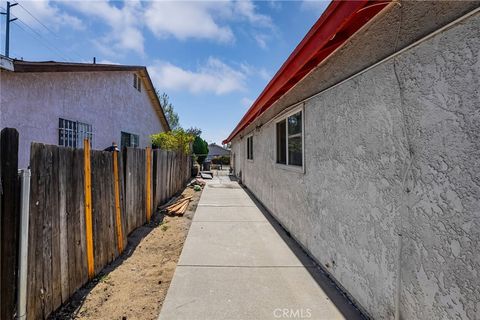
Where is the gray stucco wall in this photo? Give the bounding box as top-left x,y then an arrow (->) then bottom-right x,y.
0,70 -> 165,167
231,13 -> 479,320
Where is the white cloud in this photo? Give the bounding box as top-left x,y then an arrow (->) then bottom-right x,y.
300,1 -> 331,16
16,0 -> 275,55
144,2 -> 234,43
149,57 -> 247,95
233,0 -> 273,28
240,63 -> 271,81
258,68 -> 271,82
254,34 -> 268,49
72,0 -> 273,54
267,0 -> 282,11
64,0 -> 144,55
12,0 -> 84,31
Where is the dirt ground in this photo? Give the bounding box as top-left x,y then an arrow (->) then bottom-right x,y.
50,185 -> 202,320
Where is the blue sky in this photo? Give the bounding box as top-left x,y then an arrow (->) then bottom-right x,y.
1,0 -> 329,144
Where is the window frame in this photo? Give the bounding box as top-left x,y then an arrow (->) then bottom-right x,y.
58,118 -> 93,148
133,73 -> 141,92
121,131 -> 140,149
246,134 -> 254,161
274,104 -> 305,173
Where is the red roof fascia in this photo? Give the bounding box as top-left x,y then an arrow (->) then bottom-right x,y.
224,0 -> 390,144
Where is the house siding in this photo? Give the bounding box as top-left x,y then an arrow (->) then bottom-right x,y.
0,70 -> 165,167
231,13 -> 479,320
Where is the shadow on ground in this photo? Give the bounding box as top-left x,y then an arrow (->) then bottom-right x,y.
49,211 -> 167,320
240,183 -> 369,320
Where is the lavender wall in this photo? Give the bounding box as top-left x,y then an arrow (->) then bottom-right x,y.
0,70 -> 165,167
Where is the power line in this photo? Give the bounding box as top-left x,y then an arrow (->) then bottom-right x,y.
10,9 -> 74,61
12,20 -> 70,61
16,1 -> 59,39
15,1 -> 84,61
1,4 -> 84,62
0,1 -> 18,57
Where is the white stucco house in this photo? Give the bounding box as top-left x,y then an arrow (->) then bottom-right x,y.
0,57 -> 170,167
225,2 -> 479,320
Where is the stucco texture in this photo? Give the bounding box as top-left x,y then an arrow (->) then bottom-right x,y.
0,71 -> 165,167
231,12 -> 479,320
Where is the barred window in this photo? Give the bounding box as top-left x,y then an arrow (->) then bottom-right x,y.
59,118 -> 93,148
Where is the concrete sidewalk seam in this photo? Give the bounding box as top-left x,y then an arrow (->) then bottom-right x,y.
176,265 -> 317,268
191,220 -> 268,223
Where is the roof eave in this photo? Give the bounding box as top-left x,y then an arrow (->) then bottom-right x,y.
223,0 -> 390,144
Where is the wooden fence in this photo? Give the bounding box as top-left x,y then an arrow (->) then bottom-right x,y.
0,128 -> 20,320
26,142 -> 191,320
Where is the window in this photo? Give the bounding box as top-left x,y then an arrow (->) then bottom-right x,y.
121,131 -> 139,149
246,135 -> 253,160
133,73 -> 141,92
59,118 -> 92,148
276,109 -> 303,167
276,121 -> 286,164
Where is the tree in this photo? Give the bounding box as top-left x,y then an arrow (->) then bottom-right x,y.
157,91 -> 179,130
186,127 -> 202,137
193,136 -> 209,165
151,129 -> 194,154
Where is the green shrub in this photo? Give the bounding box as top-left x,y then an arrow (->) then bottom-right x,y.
151,129 -> 194,154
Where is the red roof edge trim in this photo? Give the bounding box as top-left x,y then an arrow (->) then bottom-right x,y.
223,0 -> 390,144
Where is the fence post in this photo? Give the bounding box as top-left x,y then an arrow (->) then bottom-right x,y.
145,147 -> 152,223
0,128 -> 20,320
17,169 -> 30,320
112,151 -> 124,254
83,139 -> 94,279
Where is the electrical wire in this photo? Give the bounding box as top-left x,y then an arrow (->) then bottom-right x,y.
1,4 -> 84,62
12,20 -> 70,61
14,1 -> 84,61
16,1 -> 59,39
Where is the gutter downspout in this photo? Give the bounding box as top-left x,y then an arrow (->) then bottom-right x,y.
17,169 -> 30,320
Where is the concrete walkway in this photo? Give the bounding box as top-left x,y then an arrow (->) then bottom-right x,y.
158,172 -> 364,320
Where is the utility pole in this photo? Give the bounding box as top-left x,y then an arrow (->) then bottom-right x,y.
1,2 -> 18,57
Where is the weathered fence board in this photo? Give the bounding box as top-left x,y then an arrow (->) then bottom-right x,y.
0,128 -> 20,320
25,143 -> 190,320
124,148 -> 146,234
70,148 -> 88,294
91,151 -> 114,273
